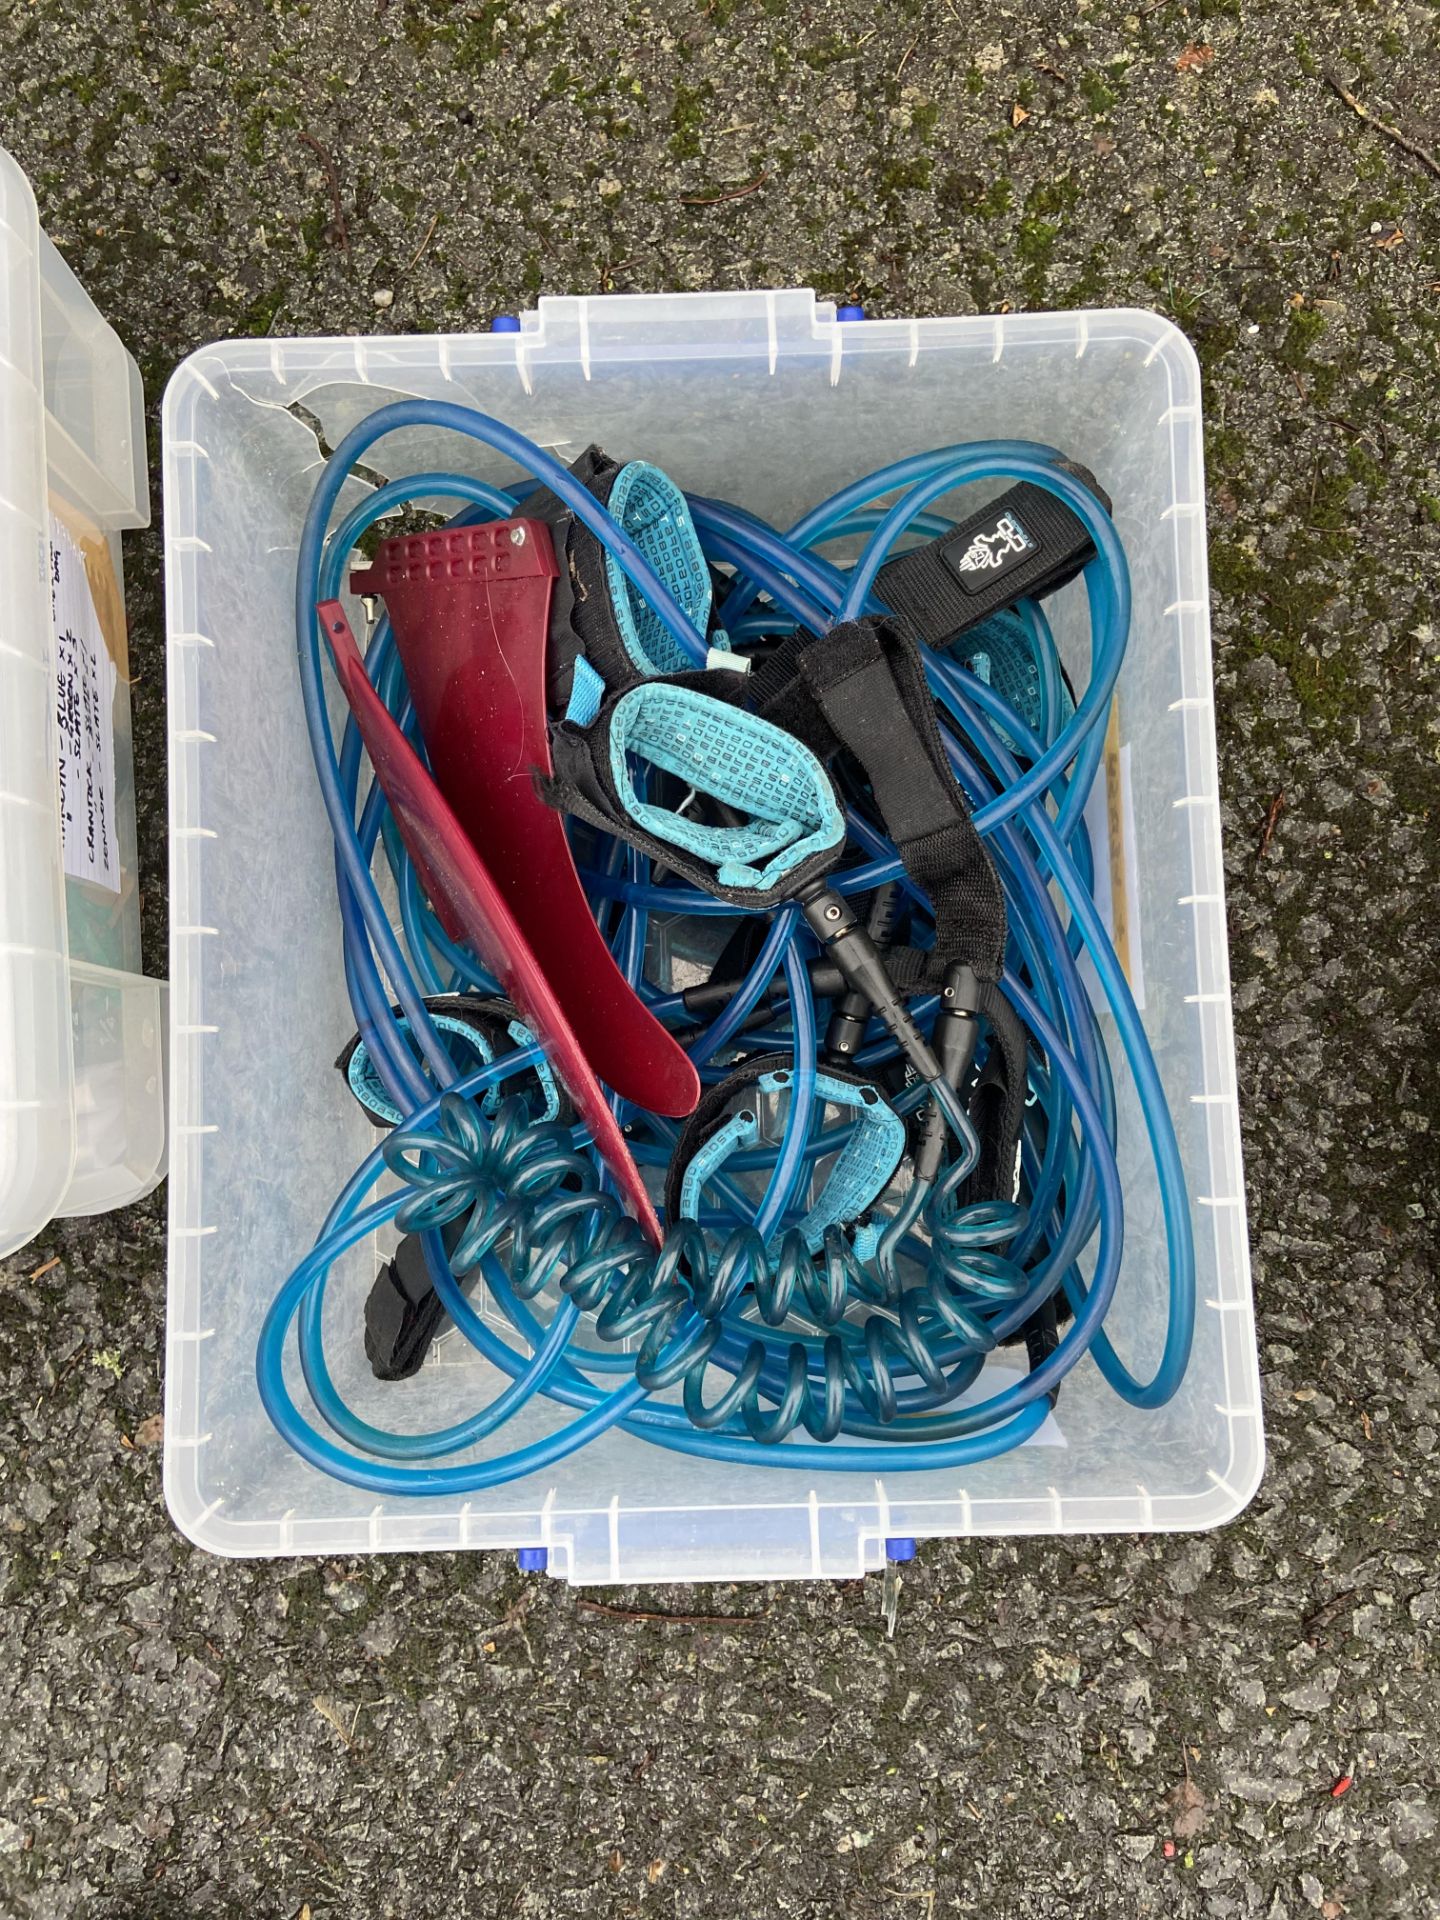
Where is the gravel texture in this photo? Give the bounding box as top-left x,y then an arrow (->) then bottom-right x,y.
1,2 -> 1438,1915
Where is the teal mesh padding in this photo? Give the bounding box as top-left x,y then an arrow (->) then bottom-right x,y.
346,1014 -> 558,1125
603,461 -> 712,677
347,1014 -> 495,1127
851,1220 -> 882,1264
501,1018 -> 560,1123
679,1071 -> 904,1254
608,682 -> 843,891
959,609 -> 1041,729
782,1072 -> 905,1253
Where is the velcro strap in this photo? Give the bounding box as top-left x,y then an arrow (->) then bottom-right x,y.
525,445 -> 712,707
602,460 -> 712,676
951,979 -> 1069,1355
542,675 -> 844,907
874,466 -> 1111,649
746,630 -> 840,760
665,1051 -> 904,1251
336,993 -> 563,1128
752,615 -> 1006,983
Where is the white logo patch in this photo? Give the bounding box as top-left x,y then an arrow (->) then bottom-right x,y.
955,512 -> 1035,575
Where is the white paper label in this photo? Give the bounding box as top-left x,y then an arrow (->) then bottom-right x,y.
50,516 -> 120,894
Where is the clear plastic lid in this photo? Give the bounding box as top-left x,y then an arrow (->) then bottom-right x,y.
0,147 -> 163,1257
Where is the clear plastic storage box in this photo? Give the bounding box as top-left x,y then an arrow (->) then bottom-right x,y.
163,291 -> 1260,1582
0,148 -> 165,1259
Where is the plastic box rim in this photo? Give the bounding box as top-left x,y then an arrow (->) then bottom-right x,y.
162,293 -> 1261,1578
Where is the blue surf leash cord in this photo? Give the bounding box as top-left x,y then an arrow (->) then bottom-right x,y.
256,401 -> 1195,1495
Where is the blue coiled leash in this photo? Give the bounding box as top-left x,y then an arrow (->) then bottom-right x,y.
256,401 -> 1196,1494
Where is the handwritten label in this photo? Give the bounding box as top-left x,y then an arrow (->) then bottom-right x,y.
50,515 -> 120,893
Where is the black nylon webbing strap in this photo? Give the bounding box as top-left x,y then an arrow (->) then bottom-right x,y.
751,616 -> 1007,985
744,629 -> 838,761
959,979 -> 1028,1212
364,1218 -> 464,1381
801,632 -> 958,844
958,979 -> 1069,1357
874,465 -> 1111,650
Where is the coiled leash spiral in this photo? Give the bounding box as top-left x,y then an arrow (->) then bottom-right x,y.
256,398 -> 1196,1496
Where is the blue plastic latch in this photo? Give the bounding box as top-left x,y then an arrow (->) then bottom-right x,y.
491,314 -> 522,333
837,304 -> 866,322
517,1546 -> 548,1571
884,1536 -> 917,1563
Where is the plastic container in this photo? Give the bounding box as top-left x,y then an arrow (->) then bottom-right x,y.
0,148 -> 165,1259
162,291 -> 1260,1582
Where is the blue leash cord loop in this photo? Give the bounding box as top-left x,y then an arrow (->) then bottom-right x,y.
256,400 -> 1197,1495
